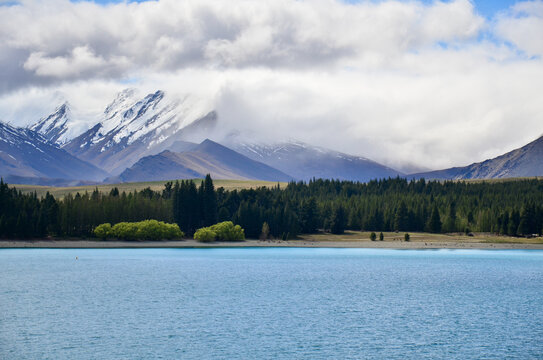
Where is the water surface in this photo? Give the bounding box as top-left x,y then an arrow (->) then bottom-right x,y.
1,248 -> 542,359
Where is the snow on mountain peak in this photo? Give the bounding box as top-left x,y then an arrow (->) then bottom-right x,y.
91,89 -> 212,149
29,102 -> 71,145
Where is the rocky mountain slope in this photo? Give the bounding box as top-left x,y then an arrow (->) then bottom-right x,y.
0,122 -> 108,184
110,139 -> 293,183
411,135 -> 543,180
63,89 -> 215,175
232,141 -> 403,182
29,103 -> 71,145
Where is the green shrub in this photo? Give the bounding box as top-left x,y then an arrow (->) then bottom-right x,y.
194,221 -> 245,242
379,232 -> 384,241
211,221 -> 245,241
404,233 -> 410,241
194,228 -> 217,242
370,232 -> 377,241
95,220 -> 183,241
94,223 -> 112,240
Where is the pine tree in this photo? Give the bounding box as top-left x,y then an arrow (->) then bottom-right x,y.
300,197 -> 319,233
428,205 -> 442,233
330,205 -> 346,234
394,201 -> 409,231
202,174 -> 217,227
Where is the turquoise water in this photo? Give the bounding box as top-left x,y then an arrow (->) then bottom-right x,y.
1,248 -> 542,359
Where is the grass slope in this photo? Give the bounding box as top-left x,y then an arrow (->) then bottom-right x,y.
300,230 -> 543,245
11,179 -> 287,199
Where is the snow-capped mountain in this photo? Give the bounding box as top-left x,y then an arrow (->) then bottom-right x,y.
63,89 -> 216,175
29,103 -> 71,145
0,121 -> 108,184
232,140 -> 403,182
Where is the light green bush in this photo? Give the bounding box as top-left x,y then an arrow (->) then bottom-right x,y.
194,221 -> 245,242
194,228 -> 217,242
210,221 -> 245,241
94,220 -> 183,241
94,223 -> 112,240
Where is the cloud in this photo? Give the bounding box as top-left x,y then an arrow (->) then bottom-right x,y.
495,1 -> 543,57
0,0 -> 484,81
0,0 -> 542,171
23,46 -> 125,78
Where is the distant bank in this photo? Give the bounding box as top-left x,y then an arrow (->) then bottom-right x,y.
2,238 -> 543,250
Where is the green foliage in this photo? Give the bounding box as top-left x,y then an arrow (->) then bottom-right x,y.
379,232 -> 384,241
194,228 -> 216,242
428,206 -> 442,233
210,221 -> 245,241
194,221 -> 245,242
330,205 -> 346,234
96,220 -> 182,241
5,176 -> 543,240
94,223 -> 112,239
370,232 -> 377,241
404,233 -> 410,241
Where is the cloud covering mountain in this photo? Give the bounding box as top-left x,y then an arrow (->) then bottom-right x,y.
1,0 -> 543,171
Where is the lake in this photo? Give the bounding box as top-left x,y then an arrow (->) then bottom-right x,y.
1,248 -> 542,359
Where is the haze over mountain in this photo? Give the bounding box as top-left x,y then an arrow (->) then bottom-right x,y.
5,84 -> 543,185
63,89 -> 215,175
111,139 -> 293,183
411,135 -> 543,180
0,122 -> 108,184
232,141 -> 403,182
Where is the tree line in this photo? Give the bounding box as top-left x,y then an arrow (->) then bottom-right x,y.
2,176 -> 543,239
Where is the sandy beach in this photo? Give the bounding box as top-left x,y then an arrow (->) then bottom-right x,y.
2,238 -> 543,249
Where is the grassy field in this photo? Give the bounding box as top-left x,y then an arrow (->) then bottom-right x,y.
299,230 -> 543,244
11,179 -> 287,199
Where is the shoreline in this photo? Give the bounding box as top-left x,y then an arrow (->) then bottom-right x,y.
1,239 -> 543,250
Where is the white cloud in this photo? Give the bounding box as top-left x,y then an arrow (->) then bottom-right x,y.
23,46 -> 119,78
495,1 -> 543,57
0,0 -> 542,171
0,0 -> 485,76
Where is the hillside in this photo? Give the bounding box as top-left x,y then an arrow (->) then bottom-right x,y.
62,89 -> 215,175
412,135 -> 543,180
109,139 -> 293,183
0,122 -> 108,183
233,140 -> 403,182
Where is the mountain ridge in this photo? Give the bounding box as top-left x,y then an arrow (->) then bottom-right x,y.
63,89 -> 215,175
109,139 -> 293,183
0,121 -> 109,183
411,135 -> 543,180
232,140 -> 403,182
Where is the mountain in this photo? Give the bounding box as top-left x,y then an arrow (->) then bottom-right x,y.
411,135 -> 543,180
109,139 -> 293,183
29,103 -> 71,145
0,122 -> 108,184
63,89 -> 216,175
231,140 -> 403,182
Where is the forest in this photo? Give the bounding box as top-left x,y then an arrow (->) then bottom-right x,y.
1,175 -> 543,239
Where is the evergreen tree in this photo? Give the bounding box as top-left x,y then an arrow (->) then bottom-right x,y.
300,197 -> 319,233
428,205 -> 442,233
202,174 -> 217,227
518,203 -> 537,236
444,201 -> 457,232
330,205 -> 346,234
508,210 -> 520,236
394,201 -> 409,231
